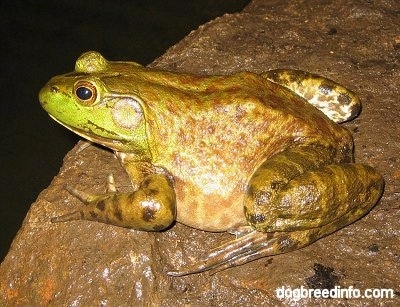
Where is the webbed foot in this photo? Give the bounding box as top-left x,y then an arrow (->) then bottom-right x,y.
167,207 -> 369,277
167,229 -> 316,277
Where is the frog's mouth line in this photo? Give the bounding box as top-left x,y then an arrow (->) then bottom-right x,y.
48,114 -> 126,150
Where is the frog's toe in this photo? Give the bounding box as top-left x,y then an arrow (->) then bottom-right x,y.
64,185 -> 95,204
50,185 -> 93,223
167,230 -> 295,276
74,140 -> 92,153
106,173 -> 117,193
51,210 -> 83,223
226,225 -> 254,237
168,216 -> 360,277
51,185 -> 110,224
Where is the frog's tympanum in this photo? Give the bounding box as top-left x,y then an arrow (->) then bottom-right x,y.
39,51 -> 384,276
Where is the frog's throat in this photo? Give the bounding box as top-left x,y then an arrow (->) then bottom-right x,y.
48,114 -> 129,152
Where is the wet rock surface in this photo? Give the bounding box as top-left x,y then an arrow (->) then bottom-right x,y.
1,0 -> 399,305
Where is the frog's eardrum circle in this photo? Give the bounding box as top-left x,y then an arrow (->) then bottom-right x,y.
112,97 -> 143,129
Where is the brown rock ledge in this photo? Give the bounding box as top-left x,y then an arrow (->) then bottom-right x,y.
1,0 -> 399,305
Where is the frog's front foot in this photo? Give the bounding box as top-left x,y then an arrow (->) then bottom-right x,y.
51,173 -> 177,231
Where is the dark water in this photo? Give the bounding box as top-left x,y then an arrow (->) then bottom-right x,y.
0,0 -> 249,262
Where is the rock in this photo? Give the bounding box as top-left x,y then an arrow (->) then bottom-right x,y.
1,0 -> 399,305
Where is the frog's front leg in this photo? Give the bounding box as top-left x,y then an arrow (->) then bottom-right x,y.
168,146 -> 384,276
52,171 -> 176,231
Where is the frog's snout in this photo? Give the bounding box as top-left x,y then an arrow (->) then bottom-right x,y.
38,84 -> 58,107
38,86 -> 48,107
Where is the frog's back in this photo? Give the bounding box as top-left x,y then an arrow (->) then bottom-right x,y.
142,72 -> 353,231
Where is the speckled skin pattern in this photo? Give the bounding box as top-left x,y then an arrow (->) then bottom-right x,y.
39,52 -> 384,275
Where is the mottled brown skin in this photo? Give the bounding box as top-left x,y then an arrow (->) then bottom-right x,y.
39,52 -> 384,276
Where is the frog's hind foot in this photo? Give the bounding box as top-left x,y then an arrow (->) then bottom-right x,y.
167,230 -> 312,277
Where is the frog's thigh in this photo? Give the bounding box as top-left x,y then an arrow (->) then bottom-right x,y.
53,173 -> 177,231
262,69 -> 361,123
245,163 -> 384,233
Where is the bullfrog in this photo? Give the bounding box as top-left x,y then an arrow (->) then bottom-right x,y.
39,51 -> 384,276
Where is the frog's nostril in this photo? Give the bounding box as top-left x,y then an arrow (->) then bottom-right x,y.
50,86 -> 59,93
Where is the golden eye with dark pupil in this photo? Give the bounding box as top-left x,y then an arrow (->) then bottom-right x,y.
74,81 -> 97,105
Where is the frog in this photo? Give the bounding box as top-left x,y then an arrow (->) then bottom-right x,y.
39,51 -> 384,276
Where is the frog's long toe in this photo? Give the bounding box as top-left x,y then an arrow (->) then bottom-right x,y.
51,210 -> 83,223
50,185 -> 94,223
167,230 -> 298,276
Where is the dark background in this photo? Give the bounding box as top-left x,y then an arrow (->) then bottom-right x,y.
0,0 -> 249,262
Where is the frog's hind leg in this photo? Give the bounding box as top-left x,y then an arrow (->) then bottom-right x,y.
167,146 -> 384,277
167,199 -> 378,277
262,69 -> 361,123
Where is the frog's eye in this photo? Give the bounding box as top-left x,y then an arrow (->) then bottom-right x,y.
74,81 -> 97,105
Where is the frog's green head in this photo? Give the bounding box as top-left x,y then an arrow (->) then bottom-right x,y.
39,51 -> 151,159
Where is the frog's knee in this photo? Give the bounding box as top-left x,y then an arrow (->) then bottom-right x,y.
262,69 -> 361,123
244,163 -> 384,233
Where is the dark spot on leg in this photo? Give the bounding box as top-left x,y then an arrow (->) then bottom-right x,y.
318,84 -> 333,96
368,243 -> 379,253
142,178 -> 151,188
114,206 -> 123,221
148,188 -> 158,196
246,184 -> 255,197
96,200 -> 106,211
270,181 -> 284,190
109,196 -> 123,221
89,211 -> 98,219
249,213 -> 266,224
337,93 -> 351,105
142,206 -> 156,222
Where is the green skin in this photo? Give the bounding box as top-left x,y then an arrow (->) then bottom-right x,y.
39,51 -> 384,276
